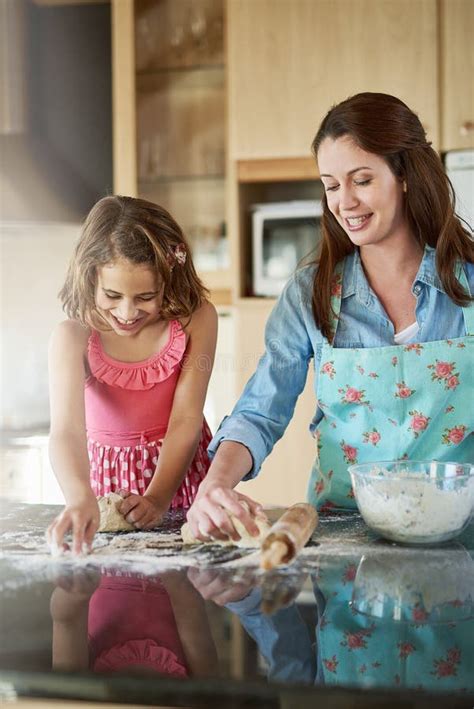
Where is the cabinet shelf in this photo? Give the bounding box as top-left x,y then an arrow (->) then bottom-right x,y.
236,297 -> 277,307
137,63 -> 225,77
238,157 -> 319,183
139,174 -> 225,185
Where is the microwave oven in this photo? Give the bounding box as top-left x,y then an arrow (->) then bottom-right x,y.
251,200 -> 323,297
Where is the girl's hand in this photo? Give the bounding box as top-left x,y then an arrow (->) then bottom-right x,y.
119,492 -> 166,529
51,567 -> 101,598
47,495 -> 100,555
186,485 -> 263,542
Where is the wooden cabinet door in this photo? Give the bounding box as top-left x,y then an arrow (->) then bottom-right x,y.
227,0 -> 439,159
234,301 -> 317,506
440,0 -> 474,150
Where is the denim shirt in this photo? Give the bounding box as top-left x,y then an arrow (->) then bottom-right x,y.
209,246 -> 474,479
226,588 -> 316,683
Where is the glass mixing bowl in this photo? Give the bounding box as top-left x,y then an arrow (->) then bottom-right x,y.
348,460 -> 474,544
351,547 -> 474,623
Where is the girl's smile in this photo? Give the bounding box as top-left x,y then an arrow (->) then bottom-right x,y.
96,259 -> 162,336
110,313 -> 147,332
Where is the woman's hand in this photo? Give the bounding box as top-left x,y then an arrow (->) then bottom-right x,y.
186,485 -> 263,542
187,568 -> 256,606
47,494 -> 100,555
119,492 -> 167,529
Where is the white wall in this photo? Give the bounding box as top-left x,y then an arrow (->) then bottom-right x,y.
0,221 -> 80,429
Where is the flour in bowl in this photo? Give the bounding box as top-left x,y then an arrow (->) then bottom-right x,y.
353,471 -> 474,543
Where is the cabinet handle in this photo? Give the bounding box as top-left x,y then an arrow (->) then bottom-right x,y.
460,121 -> 474,136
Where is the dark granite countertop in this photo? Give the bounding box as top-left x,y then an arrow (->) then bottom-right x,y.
0,502 -> 473,707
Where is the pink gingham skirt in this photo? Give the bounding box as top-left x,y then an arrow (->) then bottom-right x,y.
88,420 -> 212,509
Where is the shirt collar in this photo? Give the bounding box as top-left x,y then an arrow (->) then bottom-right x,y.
414,245 -> 446,293
342,244 -> 446,300
342,249 -> 369,303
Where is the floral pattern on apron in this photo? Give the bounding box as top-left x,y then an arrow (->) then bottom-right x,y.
308,261 -> 474,511
314,553 -> 474,693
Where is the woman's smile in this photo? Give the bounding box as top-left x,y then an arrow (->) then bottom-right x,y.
344,213 -> 373,231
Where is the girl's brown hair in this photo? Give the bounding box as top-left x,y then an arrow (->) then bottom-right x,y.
310,92 -> 474,341
60,195 -> 209,326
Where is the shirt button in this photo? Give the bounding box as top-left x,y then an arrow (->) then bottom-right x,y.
413,284 -> 421,295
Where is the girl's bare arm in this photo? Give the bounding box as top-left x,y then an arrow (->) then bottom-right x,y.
47,320 -> 99,553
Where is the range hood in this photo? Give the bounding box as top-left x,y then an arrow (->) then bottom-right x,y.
0,0 -> 112,223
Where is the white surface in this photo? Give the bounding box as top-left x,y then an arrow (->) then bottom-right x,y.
0,221 -> 80,429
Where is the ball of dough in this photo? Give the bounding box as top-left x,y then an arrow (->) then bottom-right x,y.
97,492 -> 134,532
181,503 -> 271,548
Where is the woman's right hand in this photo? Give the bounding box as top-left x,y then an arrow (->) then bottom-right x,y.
186,485 -> 263,542
47,494 -> 100,555
187,567 -> 256,606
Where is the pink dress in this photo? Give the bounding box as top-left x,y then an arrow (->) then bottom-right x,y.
85,320 -> 211,508
89,574 -> 189,676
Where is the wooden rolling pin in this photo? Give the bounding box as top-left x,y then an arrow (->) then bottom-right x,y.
260,503 -> 318,570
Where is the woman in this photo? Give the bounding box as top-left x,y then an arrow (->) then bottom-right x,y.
187,92 -> 474,542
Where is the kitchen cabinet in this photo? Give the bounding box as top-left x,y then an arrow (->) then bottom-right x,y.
440,0 -> 474,150
205,307 -> 238,435
234,300 -> 316,505
111,0 -> 231,301
227,0 -> 439,160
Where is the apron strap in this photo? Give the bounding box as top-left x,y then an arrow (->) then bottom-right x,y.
328,260 -> 345,340
456,262 -> 474,336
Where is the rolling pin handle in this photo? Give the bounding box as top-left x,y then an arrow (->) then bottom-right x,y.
260,539 -> 289,570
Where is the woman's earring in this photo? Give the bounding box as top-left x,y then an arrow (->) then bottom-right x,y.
402,181 -> 407,193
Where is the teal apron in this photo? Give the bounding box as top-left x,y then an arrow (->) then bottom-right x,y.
308,261 -> 474,511
315,550 -> 474,692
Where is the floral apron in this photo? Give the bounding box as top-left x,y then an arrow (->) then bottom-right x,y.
308,261 -> 474,511
314,550 -> 474,692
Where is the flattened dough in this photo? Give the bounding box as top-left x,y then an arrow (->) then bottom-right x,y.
97,492 -> 134,532
181,504 -> 271,548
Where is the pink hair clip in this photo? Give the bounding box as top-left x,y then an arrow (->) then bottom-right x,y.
173,244 -> 187,266
166,244 -> 187,269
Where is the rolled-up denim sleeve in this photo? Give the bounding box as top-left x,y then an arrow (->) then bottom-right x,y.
208,272 -> 314,478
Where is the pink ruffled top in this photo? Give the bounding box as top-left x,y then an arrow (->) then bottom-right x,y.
89,575 -> 188,677
85,320 -> 186,446
93,639 -> 188,676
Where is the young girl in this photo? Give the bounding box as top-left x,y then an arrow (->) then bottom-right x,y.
186,92 -> 474,541
47,195 -> 217,554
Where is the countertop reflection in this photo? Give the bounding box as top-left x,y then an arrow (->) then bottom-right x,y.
0,502 -> 473,707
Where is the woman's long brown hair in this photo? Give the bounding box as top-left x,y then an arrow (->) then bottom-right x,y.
310,92 -> 474,341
